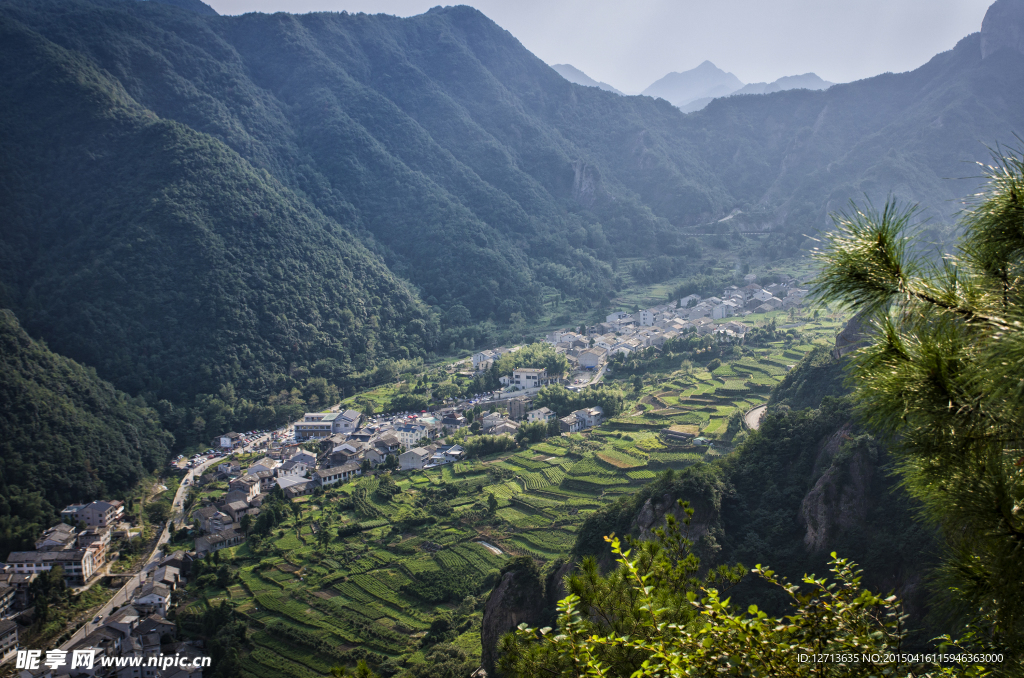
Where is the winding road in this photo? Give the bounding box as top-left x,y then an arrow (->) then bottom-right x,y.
60,453 -> 228,650
744,405 -> 767,430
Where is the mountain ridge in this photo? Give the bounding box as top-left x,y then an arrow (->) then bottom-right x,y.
551,63 -> 624,95
642,62 -> 834,112
641,60 -> 743,109
1,0 -> 1023,447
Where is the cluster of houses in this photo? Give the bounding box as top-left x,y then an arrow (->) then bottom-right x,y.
0,517 -> 191,673
469,278 -> 809,380
0,500 -> 129,596
320,411 -> 468,471
21,550 -> 202,678
531,275 -> 811,370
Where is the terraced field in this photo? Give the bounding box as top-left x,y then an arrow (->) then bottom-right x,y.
181,315 -> 846,676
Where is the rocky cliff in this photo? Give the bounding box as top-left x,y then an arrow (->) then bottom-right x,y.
799,424 -> 872,552
982,0 -> 1024,58
480,557 -> 548,676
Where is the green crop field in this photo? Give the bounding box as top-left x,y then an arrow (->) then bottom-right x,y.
178,312 -> 843,677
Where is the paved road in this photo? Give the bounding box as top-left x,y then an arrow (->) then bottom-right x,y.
166,453 -> 228,533
60,453 -> 232,650
744,405 -> 767,430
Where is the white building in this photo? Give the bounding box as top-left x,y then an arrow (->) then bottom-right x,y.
472,349 -> 498,370
573,406 -> 604,429
432,444 -> 465,464
512,367 -> 547,389
314,462 -> 361,487
639,309 -> 660,326
4,548 -> 97,586
134,583 -> 171,617
0,620 -> 17,664
395,423 -> 432,448
61,500 -> 124,529
294,409 -> 363,440
399,447 -> 433,470
526,407 -> 556,423
579,348 -> 606,369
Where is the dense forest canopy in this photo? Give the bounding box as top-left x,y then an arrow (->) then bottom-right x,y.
0,309 -> 173,556
1,0 -> 1022,448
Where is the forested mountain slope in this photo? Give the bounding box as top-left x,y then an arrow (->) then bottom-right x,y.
0,309 -> 174,555
0,9 -> 430,438
1,0 -> 1023,446
685,30 -> 1024,235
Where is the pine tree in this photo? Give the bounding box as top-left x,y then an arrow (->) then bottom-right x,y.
812,148 -> 1024,655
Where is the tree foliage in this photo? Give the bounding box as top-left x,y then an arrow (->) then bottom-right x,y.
493,343 -> 572,379
533,385 -> 625,418
0,309 -> 173,556
501,532 -> 988,677
812,149 -> 1024,658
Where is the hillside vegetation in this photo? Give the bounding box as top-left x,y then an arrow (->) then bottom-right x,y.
1,0 -> 1023,448
0,8 -> 430,445
176,315 -> 878,676
0,309 -> 173,556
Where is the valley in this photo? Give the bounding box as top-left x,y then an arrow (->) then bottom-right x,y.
1,0 -> 1023,673
164,309 -> 846,676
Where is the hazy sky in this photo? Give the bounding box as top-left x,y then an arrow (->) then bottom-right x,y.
205,0 -> 994,93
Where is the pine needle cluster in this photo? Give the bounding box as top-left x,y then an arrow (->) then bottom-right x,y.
812,148 -> 1024,658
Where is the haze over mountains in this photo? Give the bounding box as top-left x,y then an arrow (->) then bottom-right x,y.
640,60 -> 834,112
550,60 -> 834,113
550,63 -> 624,95
1,0 -> 1023,500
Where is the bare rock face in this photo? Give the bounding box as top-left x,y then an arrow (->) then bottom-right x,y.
572,160 -> 600,207
630,489 -> 724,563
799,425 -> 875,552
833,312 -> 868,359
981,0 -> 1024,58
480,562 -> 546,676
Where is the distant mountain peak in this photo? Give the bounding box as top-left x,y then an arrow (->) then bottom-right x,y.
641,61 -> 743,109
551,64 -> 624,95
651,66 -> 834,112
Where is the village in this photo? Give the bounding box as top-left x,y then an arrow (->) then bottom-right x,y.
179,273 -> 813,561
532,272 -> 810,370
0,496 -> 201,675
0,274 -> 811,675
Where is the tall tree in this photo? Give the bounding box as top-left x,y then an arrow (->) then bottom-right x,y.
812,149 -> 1024,655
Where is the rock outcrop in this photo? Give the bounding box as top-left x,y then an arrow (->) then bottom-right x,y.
480,559 -> 547,676
799,424 -> 875,551
630,488 -> 725,564
982,0 -> 1024,58
832,312 -> 868,359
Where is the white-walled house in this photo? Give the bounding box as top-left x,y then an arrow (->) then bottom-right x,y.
512,367 -> 546,390
579,348 -> 606,369
134,583 -> 171,617
526,407 -> 556,423
314,462 -> 361,487
399,447 -> 433,470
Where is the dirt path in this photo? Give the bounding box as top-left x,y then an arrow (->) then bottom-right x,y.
744,405 -> 767,430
